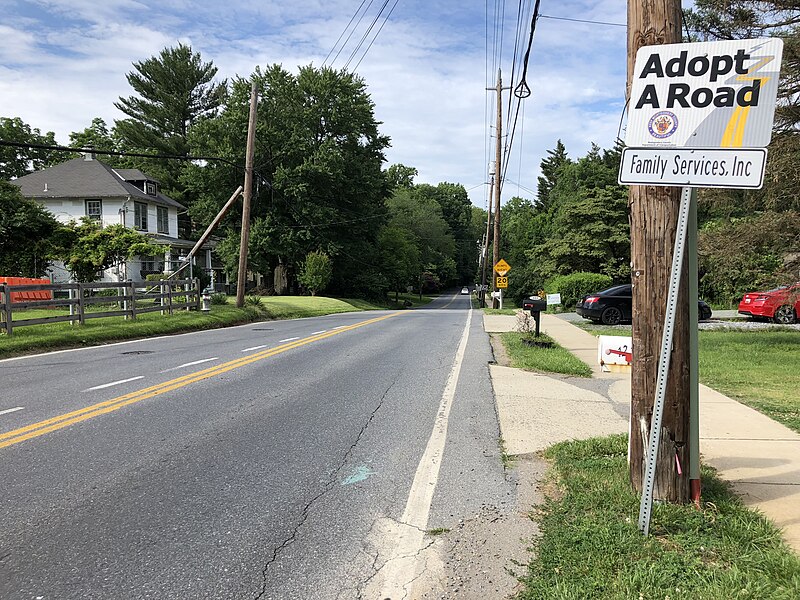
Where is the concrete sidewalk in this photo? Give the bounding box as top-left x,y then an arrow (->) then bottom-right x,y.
484,311 -> 800,552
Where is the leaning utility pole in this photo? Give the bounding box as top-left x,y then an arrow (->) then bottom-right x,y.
627,0 -> 690,503
236,82 -> 258,308
491,69 -> 503,308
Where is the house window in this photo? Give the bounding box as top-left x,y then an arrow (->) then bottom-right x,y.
146,181 -> 157,196
157,206 -> 169,234
140,257 -> 159,272
134,202 -> 148,230
85,199 -> 102,222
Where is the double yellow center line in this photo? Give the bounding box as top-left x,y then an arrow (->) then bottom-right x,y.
0,312 -> 400,450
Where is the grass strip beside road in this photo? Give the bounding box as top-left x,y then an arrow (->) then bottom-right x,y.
500,332 -> 592,377
520,434 -> 800,599
0,305 -> 264,359
0,296 -> 407,360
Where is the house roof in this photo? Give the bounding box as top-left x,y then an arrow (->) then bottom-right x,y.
13,156 -> 184,209
114,168 -> 157,183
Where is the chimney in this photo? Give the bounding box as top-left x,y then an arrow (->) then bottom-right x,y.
83,151 -> 95,161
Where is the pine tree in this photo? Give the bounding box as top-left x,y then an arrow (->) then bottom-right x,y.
535,139 -> 569,212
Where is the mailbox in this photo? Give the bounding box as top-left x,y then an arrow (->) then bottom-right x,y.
527,296 -> 547,313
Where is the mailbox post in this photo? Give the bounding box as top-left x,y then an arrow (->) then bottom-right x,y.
527,296 -> 547,337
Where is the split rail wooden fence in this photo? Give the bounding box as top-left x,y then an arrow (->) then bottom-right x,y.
0,279 -> 200,335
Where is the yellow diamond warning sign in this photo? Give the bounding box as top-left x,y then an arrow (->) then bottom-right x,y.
493,259 -> 511,276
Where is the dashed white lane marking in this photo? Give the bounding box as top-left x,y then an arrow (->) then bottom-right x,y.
310,330 -> 327,335
331,325 -> 347,330
278,337 -> 300,343
84,376 -> 145,392
377,307 -> 473,598
0,407 -> 24,416
160,358 -> 219,373
242,344 -> 269,352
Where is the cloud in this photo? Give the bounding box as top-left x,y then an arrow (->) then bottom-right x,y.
1,0 -> 629,207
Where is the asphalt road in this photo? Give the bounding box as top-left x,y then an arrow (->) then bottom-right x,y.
0,292 -> 513,599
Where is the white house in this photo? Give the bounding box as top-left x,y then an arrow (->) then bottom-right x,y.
13,153 -> 219,284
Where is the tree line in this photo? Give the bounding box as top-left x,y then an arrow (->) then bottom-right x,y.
1,45 -> 483,298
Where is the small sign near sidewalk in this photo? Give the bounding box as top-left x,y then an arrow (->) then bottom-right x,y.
598,336 -> 633,373
546,293 -> 561,305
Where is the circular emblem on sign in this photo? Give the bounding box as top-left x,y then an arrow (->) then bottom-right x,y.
647,111 -> 678,139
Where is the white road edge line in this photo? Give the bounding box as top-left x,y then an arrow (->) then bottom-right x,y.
278,337 -> 300,343
0,407 -> 24,416
83,376 -> 145,392
160,357 -> 219,373
377,307 -> 472,598
241,344 -> 269,352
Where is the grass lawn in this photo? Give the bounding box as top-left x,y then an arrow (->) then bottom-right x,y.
520,434 -> 800,599
483,307 -> 518,315
699,330 -> 800,433
573,323 -> 800,434
500,331 -> 592,377
0,294 -> 427,359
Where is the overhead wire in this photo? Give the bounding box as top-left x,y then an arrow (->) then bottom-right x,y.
538,14 -> 625,28
326,0 -> 375,68
343,0 -> 392,70
351,0 -> 401,71
0,140 -> 243,169
500,0 -> 541,194
322,0 -> 371,67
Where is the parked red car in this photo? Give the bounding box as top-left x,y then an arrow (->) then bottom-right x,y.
738,283 -> 800,324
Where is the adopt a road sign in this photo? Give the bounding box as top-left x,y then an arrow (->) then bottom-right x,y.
626,38 -> 782,149
619,147 -> 767,188
493,259 -> 511,276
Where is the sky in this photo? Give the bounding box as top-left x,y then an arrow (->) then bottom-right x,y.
0,0 -> 630,209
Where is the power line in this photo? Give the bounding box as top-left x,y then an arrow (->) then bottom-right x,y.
500,0 -> 540,190
538,14 -> 626,28
343,0 -> 392,70
322,0 -> 371,67
327,0 -> 375,68
352,0 -> 401,71
0,140 -> 243,169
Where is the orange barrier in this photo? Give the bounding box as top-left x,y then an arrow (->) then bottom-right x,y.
0,277 -> 54,302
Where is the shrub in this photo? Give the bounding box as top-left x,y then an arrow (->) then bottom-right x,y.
545,272 -> 613,308
210,293 -> 228,305
244,294 -> 263,308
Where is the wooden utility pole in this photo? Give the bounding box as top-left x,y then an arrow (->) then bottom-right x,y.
491,69 -> 503,308
236,82 -> 258,308
479,176 -> 494,308
627,1 -> 690,503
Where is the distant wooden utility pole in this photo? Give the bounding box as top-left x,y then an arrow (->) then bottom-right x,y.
627,0 -> 690,503
236,82 -> 258,308
491,70 -> 503,308
479,176 -> 494,308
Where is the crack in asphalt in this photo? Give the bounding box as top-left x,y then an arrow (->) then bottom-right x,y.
355,518 -> 436,600
252,377 -> 400,600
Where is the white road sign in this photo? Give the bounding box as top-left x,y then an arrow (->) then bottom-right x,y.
619,147 -> 767,188
626,38 -> 783,148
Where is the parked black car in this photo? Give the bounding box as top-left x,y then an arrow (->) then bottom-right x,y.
576,284 -> 712,325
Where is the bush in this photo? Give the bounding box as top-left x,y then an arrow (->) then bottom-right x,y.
545,272 -> 613,308
210,293 -> 228,305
